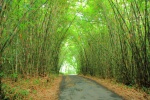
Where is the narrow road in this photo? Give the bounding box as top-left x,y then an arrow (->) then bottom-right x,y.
59,75 -> 123,100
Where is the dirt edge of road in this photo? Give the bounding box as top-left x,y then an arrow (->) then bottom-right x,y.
80,75 -> 150,100
29,76 -> 62,100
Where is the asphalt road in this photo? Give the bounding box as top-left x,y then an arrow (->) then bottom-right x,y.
59,75 -> 123,100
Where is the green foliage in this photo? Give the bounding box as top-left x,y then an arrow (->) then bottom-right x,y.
59,37 -> 81,74
1,0 -> 69,76
32,90 -> 37,94
2,83 -> 29,100
0,72 -> 4,77
11,73 -> 18,79
33,79 -> 40,85
142,87 -> 150,94
71,0 -> 150,89
0,0 -> 150,99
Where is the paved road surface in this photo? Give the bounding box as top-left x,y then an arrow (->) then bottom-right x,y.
59,75 -> 123,100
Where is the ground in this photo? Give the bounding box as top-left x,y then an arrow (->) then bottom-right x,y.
2,75 -> 150,100
29,76 -> 62,100
2,75 -> 62,100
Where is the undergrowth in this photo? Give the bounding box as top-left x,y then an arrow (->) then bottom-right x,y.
1,74 -> 58,100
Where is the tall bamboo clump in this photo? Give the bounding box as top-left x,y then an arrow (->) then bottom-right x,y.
0,0 -> 69,80
80,0 -> 150,87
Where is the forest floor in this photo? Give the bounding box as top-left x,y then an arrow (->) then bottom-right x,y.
81,75 -> 150,100
2,75 -> 62,100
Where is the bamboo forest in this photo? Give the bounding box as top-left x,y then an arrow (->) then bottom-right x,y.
0,0 -> 150,100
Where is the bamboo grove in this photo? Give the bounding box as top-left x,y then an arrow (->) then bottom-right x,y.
0,0 -> 69,96
0,0 -> 150,98
78,0 -> 150,87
